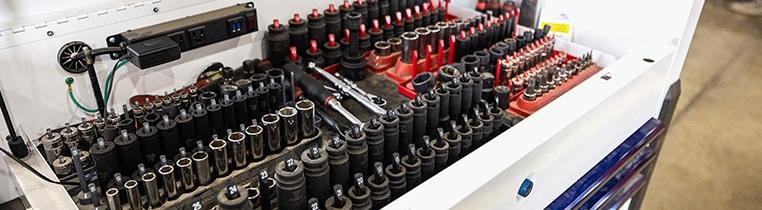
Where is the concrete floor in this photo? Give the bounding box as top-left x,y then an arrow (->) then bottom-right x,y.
641,0 -> 762,209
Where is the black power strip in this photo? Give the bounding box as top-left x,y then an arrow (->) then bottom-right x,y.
106,2 -> 258,60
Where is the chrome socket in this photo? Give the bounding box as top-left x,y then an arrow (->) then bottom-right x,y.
158,164 -> 179,201
374,41 -> 392,56
387,37 -> 402,52
210,139 -> 230,177
124,179 -> 142,210
41,129 -> 63,163
278,107 -> 299,146
192,150 -> 213,186
59,124 -> 80,153
142,172 -> 164,208
245,124 -> 265,161
427,25 -> 441,52
296,100 -> 317,139
400,32 -> 419,63
52,156 -> 72,176
228,131 -> 248,169
106,188 -> 122,210
415,27 -> 430,58
176,157 -> 196,191
262,114 -> 282,153
78,119 -> 97,150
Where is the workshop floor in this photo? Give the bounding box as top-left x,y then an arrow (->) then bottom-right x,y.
641,0 -> 762,209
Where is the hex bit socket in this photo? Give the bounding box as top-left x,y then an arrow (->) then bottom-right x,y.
346,125 -> 369,179
276,158 -> 307,210
401,144 -> 421,191
326,134 -> 351,193
301,144 -> 330,209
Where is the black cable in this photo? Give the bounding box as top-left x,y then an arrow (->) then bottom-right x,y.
0,147 -> 80,185
0,90 -> 17,138
106,56 -> 127,105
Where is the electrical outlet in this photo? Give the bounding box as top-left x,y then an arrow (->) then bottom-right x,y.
166,31 -> 190,50
189,26 -> 207,47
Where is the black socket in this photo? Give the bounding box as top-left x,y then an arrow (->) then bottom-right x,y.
136,124 -> 162,166
422,92 -> 441,133
301,146 -> 330,209
390,0 -> 400,15
340,12 -> 369,81
407,98 -> 427,148
245,88 -> 260,122
524,31 -> 534,43
457,118 -> 474,157
400,148 -> 421,190
220,96 -> 237,130
422,12 -> 430,27
393,14 -> 405,36
325,6 -> 342,44
416,143 -> 435,181
515,35 -> 526,49
206,100 -> 226,137
114,132 -> 142,175
470,72 -> 484,108
265,20 -> 291,67
157,117 -> 181,158
267,81 -> 283,112
468,30 -> 480,53
382,19 -> 395,40
275,160 -> 307,210
90,140 -> 122,192
326,135 -> 351,193
256,85 -> 270,116
379,0 -> 390,18
385,154 -> 407,200
345,126 -> 369,179
455,33 -> 471,62
445,81 -> 463,119
174,111 -> 196,150
474,50 -> 491,72
348,174 -> 371,210
324,36 -> 343,65
435,86 -> 450,126
305,45 -> 327,68
339,3 -> 355,40
364,119 -> 385,176
289,15 -> 310,57
102,126 -> 120,142
367,0 -> 380,27
367,163 -> 390,210
379,111 -> 400,166
395,104 -> 414,155
190,104 -> 212,144
308,11 -> 327,48
353,0 -> 369,26
460,76 -> 474,112
477,27 -> 488,50
369,24 -> 384,45
359,31 -> 372,52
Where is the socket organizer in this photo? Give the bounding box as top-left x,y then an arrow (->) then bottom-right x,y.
507,53 -> 600,117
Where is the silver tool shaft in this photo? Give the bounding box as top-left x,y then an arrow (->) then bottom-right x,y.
311,65 -> 386,115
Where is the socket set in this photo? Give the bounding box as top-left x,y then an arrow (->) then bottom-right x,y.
36,1 -> 601,209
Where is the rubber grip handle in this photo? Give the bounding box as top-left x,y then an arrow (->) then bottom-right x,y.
283,63 -> 334,106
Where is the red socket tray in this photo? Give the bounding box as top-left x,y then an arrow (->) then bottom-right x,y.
508,63 -> 601,118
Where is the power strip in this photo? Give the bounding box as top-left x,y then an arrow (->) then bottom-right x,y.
106,2 -> 258,60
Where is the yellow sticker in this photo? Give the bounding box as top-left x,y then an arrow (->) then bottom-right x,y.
540,22 -> 570,34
